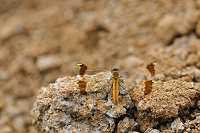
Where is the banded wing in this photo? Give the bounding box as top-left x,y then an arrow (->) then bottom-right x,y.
73,63 -> 106,77
73,63 -> 109,96
73,63 -> 163,102
75,80 -> 87,95
144,80 -> 156,95
125,63 -> 163,95
73,63 -> 123,105
144,63 -> 163,95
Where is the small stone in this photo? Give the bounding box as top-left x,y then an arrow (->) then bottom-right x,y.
188,120 -> 196,129
197,101 -> 200,109
1,126 -> 13,133
162,129 -> 175,133
198,125 -> 200,131
36,55 -> 62,71
0,18 -> 25,41
117,117 -> 138,133
196,116 -> 200,124
13,116 -> 26,132
186,128 -> 191,132
191,129 -> 199,133
155,15 -> 177,44
145,128 -> 160,133
0,70 -> 8,80
171,118 -> 184,132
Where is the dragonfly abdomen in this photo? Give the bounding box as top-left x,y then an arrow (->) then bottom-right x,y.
113,80 -> 119,105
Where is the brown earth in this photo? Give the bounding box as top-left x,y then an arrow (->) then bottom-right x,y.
0,0 -> 200,133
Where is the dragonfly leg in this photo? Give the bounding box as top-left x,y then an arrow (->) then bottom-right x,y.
118,82 -> 125,90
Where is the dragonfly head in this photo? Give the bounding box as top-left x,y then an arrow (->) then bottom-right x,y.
111,68 -> 120,77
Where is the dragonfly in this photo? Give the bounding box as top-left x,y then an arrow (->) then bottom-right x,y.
73,63 -> 162,105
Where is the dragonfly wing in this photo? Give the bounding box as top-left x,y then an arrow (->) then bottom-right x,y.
120,63 -> 163,85
144,80 -> 154,95
73,63 -> 107,76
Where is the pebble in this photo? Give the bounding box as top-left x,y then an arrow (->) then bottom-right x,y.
0,18 -> 24,41
171,117 -> 184,131
196,116 -> 200,124
197,101 -> 200,108
36,55 -> 62,71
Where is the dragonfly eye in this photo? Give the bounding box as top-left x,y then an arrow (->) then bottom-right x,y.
77,63 -> 88,76
111,68 -> 119,73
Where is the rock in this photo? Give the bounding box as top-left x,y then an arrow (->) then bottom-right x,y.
117,55 -> 143,70
0,126 -> 13,133
117,117 -> 138,133
185,128 -> 191,132
129,80 -> 199,132
145,128 -> 160,133
0,70 -> 8,80
155,15 -> 178,44
197,101 -> 200,109
13,116 -> 26,133
155,11 -> 199,45
162,129 -> 175,133
191,129 -> 200,133
30,67 -> 200,132
181,66 -> 200,82
171,118 -> 184,132
196,116 -> 200,124
0,18 -> 25,41
30,72 -> 132,132
36,55 -> 62,71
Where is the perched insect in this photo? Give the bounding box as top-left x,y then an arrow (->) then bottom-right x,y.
73,63 -> 162,104
110,68 -> 124,105
144,63 -> 159,95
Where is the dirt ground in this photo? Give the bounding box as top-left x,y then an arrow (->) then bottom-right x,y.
0,0 -> 200,133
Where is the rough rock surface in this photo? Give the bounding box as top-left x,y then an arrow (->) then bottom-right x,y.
31,71 -> 200,132
31,72 -> 132,132
129,80 -> 199,132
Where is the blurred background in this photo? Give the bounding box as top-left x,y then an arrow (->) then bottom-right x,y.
0,0 -> 200,132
